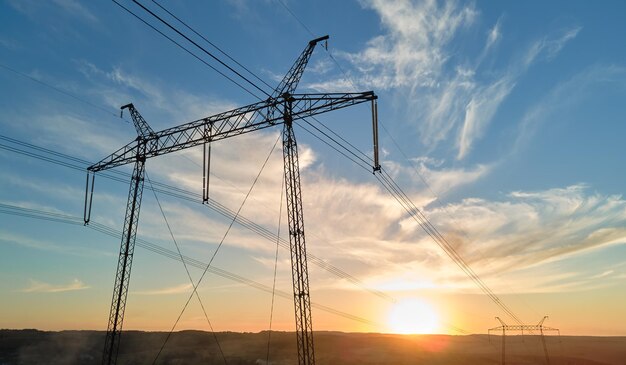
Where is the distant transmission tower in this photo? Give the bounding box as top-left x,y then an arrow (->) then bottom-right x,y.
488,316 -> 560,365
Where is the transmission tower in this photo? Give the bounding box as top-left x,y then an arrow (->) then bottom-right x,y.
488,316 -> 560,365
84,35 -> 381,365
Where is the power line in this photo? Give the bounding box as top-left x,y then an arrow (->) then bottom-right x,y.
111,0 -> 263,100
146,172 -> 227,363
7,119 -> 528,335
127,0 -> 272,98
266,163 -> 285,364
275,0 -> 316,39
0,135 -> 488,333
0,203 -> 492,342
0,133 -> 394,303
374,169 -> 525,326
265,1 -> 531,326
0,62 -> 129,123
152,131 -> 282,363
378,120 -> 543,321
293,115 -> 531,326
0,202 -> 382,328
6,0 -> 530,326
150,0 -> 275,93
3,118 -> 528,329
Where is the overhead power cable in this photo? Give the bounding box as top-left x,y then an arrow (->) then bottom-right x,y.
266,169 -> 285,364
8,0 -> 521,327
111,0 -> 263,99
374,169 -> 525,326
146,173 -> 227,363
6,0 -> 516,340
152,132 -> 281,363
210,0 -> 532,322
0,63 -> 129,123
130,0 -> 271,97
0,202 -> 381,328
0,142 -> 482,334
0,133 -> 394,303
291,119 -> 527,325
150,0 -> 275,93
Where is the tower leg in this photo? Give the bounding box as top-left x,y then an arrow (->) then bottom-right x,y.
282,104 -> 315,365
502,328 -> 506,365
102,156 -> 146,365
541,328 -> 550,365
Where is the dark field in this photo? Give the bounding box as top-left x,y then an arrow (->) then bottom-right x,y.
1,329 -> 624,364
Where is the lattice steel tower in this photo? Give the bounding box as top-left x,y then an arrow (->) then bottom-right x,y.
84,36 -> 381,365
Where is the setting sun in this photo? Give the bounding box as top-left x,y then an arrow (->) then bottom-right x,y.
387,298 -> 440,334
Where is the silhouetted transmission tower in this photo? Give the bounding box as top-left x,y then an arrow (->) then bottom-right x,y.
84,35 -> 381,365
489,316 -> 560,365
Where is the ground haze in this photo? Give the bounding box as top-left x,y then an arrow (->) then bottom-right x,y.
1,330 -> 624,364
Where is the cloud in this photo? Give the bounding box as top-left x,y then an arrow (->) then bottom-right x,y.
418,185 -> 626,277
524,26 -> 582,66
52,0 -> 98,24
306,77 -> 358,93
512,64 -> 626,154
0,35 -> 19,50
125,127 -> 625,295
309,58 -> 334,75
345,0 -> 477,90
76,61 -> 237,125
7,0 -> 98,24
0,229 -> 112,258
456,76 -> 515,159
485,17 -> 502,50
329,1 -> 581,159
383,157 -> 492,204
20,278 -> 89,293
300,181 -> 626,294
134,283 -> 193,295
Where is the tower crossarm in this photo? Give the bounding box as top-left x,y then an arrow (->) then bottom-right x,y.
274,35 -> 329,97
121,103 -> 156,139
88,92 -> 376,172
489,324 -> 559,332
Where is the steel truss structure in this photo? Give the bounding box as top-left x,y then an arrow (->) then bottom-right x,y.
488,316 -> 560,365
84,36 -> 380,365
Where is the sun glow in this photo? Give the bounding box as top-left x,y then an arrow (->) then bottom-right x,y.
387,298 -> 440,334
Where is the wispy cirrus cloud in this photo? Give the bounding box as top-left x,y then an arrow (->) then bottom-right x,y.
412,185 -> 626,279
76,61 -> 237,125
51,0 -> 98,24
346,0 -> 477,90
382,157 -> 492,205
318,0 -> 581,160
8,0 -> 98,24
512,64 -> 626,155
485,17 -> 502,51
134,283 -> 193,295
0,229 -> 112,258
315,182 -> 626,294
20,278 -> 89,293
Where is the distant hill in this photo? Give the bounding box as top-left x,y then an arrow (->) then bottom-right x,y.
1,329 -> 625,364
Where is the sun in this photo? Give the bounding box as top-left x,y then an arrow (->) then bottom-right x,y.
387,298 -> 440,334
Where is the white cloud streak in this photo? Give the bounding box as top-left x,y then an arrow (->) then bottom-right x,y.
8,0 -> 98,24
485,18 -> 502,50
134,283 -> 193,295
51,0 -> 98,24
329,0 -> 581,160
20,278 -> 89,293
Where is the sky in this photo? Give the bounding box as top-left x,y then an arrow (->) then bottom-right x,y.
1,0 -> 625,338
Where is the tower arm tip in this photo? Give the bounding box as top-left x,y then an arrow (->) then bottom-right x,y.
309,35 -> 329,45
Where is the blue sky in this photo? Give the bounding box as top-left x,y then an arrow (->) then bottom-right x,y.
1,0 -> 625,335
